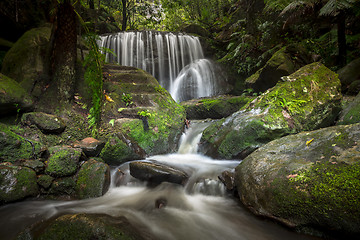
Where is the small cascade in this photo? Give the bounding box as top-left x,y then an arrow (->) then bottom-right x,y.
98,31 -> 227,101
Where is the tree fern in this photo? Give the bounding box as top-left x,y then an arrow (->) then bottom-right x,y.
319,0 -> 357,16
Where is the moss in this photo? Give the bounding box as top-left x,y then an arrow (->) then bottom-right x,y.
45,147 -> 82,177
272,162 -> 360,232
0,165 -> 38,203
49,177 -> 76,196
0,123 -> 42,163
76,159 -> 110,199
33,214 -> 141,240
37,174 -> 54,189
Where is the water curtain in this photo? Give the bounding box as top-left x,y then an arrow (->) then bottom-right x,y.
97,31 -> 223,102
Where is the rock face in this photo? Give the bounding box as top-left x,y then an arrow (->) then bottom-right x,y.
245,44 -> 312,93
337,58 -> 360,94
235,123 -> 360,237
0,73 -> 33,115
76,158 -> 110,199
99,64 -> 186,165
0,164 -> 39,203
1,26 -> 51,96
74,137 -> 105,157
130,161 -> 189,186
200,62 -> 342,159
18,213 -> 148,240
337,92 -> 360,125
21,112 -> 66,134
181,95 -> 253,119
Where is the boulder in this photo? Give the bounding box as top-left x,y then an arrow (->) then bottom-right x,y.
1,26 -> 51,96
235,123 -> 360,237
48,177 -> 76,197
45,146 -> 82,177
17,213 -> 148,240
0,164 -> 39,203
337,92 -> 360,125
129,161 -> 189,186
73,137 -> 105,157
200,62 -> 342,159
0,73 -> 33,115
245,44 -> 312,93
22,159 -> 45,173
76,158 -> 110,199
21,112 -> 66,134
99,64 -> 186,164
37,174 -> 54,190
181,95 -> 253,119
0,123 -> 42,163
337,58 -> 360,94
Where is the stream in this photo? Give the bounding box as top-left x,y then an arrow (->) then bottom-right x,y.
0,121 -> 318,240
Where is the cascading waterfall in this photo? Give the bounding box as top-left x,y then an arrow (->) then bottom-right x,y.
98,31 -> 226,102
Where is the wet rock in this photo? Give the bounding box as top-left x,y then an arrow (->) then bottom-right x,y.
129,161 -> 189,186
45,146 -> 82,177
76,158 -> 110,199
100,64 -> 186,160
49,177 -> 76,197
37,174 -> 54,190
235,123 -> 360,237
337,92 -> 360,125
245,44 -> 312,93
218,170 -> 236,192
181,95 -> 253,120
17,213 -> 149,240
74,137 -> 105,157
113,168 -> 126,187
21,112 -> 66,134
0,123 -> 42,163
22,159 -> 45,173
200,62 -> 342,159
0,164 -> 39,204
0,73 -> 33,115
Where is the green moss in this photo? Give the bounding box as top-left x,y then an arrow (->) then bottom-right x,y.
272,162 -> 360,232
45,147 -> 81,177
0,123 -> 42,162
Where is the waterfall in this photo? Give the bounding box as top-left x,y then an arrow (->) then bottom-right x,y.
98,31 -> 227,102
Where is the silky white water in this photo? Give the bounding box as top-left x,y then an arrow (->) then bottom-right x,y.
98,32 -> 227,102
0,122 -> 316,240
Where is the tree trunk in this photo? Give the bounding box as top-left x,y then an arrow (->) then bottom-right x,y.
50,0 -> 77,103
337,12 -> 347,67
121,0 -> 127,31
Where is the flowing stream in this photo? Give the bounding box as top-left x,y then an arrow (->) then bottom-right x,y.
0,121 -> 317,240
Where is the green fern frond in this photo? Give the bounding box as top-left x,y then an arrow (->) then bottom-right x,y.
319,0 -> 357,16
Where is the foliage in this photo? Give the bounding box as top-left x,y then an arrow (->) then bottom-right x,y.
121,93 -> 133,107
83,33 -> 104,137
137,110 -> 153,118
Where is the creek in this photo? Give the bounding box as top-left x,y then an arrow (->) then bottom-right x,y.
0,121 -> 318,240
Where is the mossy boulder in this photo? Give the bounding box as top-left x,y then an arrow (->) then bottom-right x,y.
76,158 -> 110,199
200,62 -> 342,159
18,213 -> 148,240
21,112 -> 66,134
337,92 -> 360,125
181,95 -> 253,119
1,26 -> 51,96
99,64 -> 186,164
0,123 -> 43,163
0,73 -> 33,115
37,174 -> 54,190
235,123 -> 360,238
337,58 -> 360,94
45,146 -> 82,177
245,44 -> 312,93
0,163 -> 39,204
